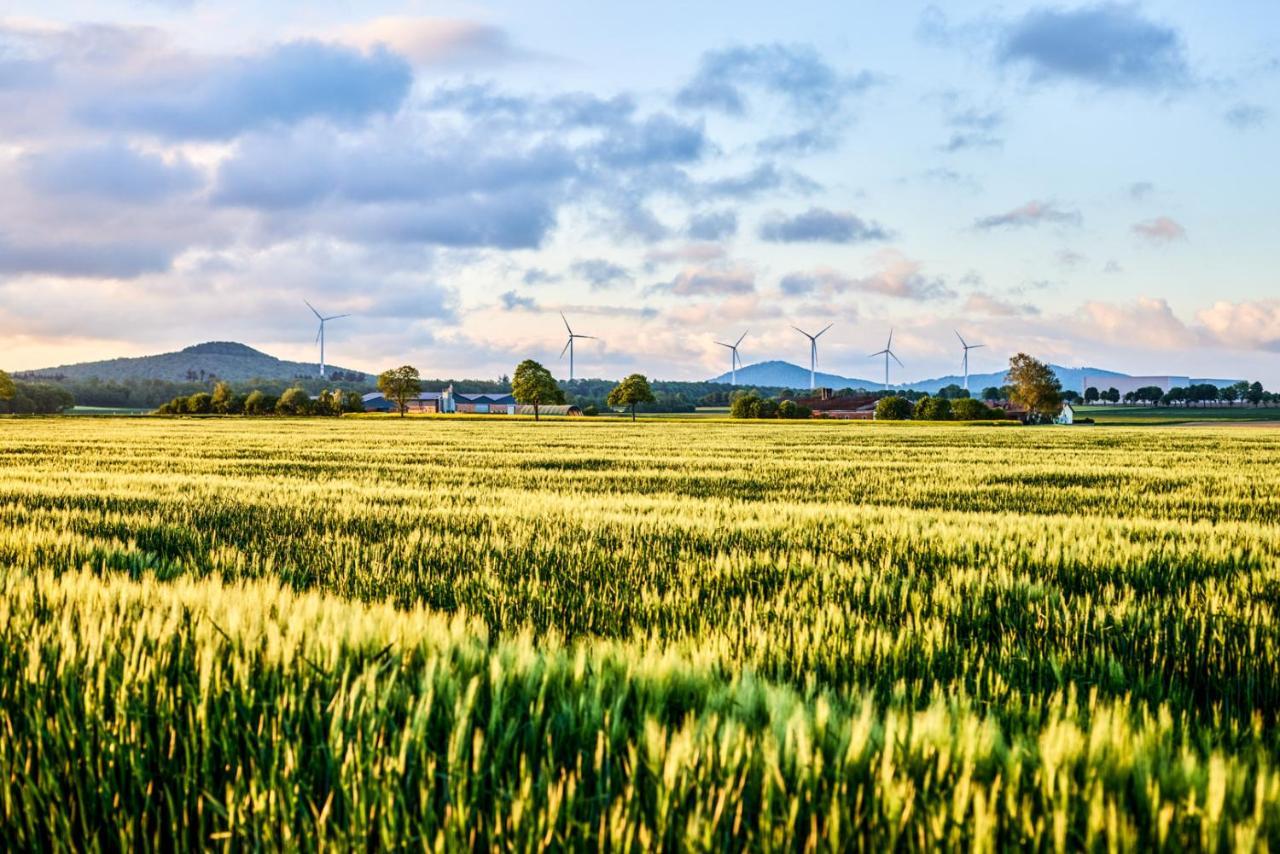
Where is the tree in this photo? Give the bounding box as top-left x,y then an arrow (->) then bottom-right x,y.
511,360 -> 563,421
1248,382 -> 1265,407
981,386 -> 1004,402
243,390 -> 268,415
730,393 -> 761,419
915,396 -> 952,421
341,391 -> 365,413
0,370 -> 14,402
1104,387 -> 1120,405
1005,354 -> 1063,418
952,398 -> 995,420
1084,386 -> 1100,404
184,392 -> 213,414
378,365 -> 422,418
1221,385 -> 1239,405
211,381 -> 234,414
276,387 -> 311,415
937,384 -> 969,400
875,396 -> 913,420
607,374 -> 656,421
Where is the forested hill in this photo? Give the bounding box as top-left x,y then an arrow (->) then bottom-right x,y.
16,341 -> 367,384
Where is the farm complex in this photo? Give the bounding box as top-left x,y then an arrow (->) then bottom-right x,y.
2,416 -> 1279,848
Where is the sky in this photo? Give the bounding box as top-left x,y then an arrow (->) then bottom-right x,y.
1,1 -> 1278,385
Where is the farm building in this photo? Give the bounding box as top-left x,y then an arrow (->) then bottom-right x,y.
515,405 -> 582,417
361,391 -> 444,413
1055,402 -> 1076,425
452,392 -> 517,414
795,390 -> 878,420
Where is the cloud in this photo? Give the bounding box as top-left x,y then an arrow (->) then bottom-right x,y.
779,252 -> 952,301
699,162 -> 819,199
941,106 -> 1004,152
499,290 -> 537,311
21,141 -> 202,202
1196,300 -> 1280,352
963,293 -> 1040,316
676,43 -> 877,116
571,258 -> 632,290
591,113 -> 707,168
1224,103 -> 1267,130
644,243 -> 727,269
1056,249 -> 1087,269
0,237 -> 173,278
1074,296 -> 1195,349
974,200 -> 1081,229
1132,216 -> 1186,243
78,40 -> 412,139
1129,181 -> 1155,200
998,4 -> 1190,91
339,17 -> 530,66
685,210 -> 738,240
522,268 -> 560,286
759,207 -> 890,243
653,266 -> 756,297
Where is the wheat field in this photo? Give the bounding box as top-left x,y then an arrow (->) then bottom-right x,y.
2,417 -> 1279,849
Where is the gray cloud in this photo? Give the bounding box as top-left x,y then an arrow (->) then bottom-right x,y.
998,4 -> 1191,91
0,237 -> 173,278
571,258 -> 632,290
1129,181 -> 1155,200
686,210 -> 738,240
677,43 -> 878,116
1224,103 -> 1267,130
974,200 -> 1082,229
652,266 -> 756,297
759,208 -> 890,243
22,141 -> 203,202
499,290 -> 537,311
77,40 -> 413,139
941,107 -> 1004,152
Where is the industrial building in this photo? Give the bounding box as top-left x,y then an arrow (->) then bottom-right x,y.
361,387 -> 579,416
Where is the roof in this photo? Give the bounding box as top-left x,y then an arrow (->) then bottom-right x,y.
362,391 -> 442,402
794,394 -> 878,412
456,392 -> 515,405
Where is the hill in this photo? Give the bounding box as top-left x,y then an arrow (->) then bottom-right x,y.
711,361 -> 1238,394
15,342 -> 368,384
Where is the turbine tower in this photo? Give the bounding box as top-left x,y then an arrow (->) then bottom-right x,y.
792,324 -> 832,390
559,312 -> 597,381
305,300 -> 351,378
956,330 -> 985,392
869,329 -> 904,391
715,330 -> 748,385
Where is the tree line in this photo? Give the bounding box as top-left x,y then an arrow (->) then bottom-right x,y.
1083,381 -> 1273,407
0,371 -> 75,414
154,383 -> 364,416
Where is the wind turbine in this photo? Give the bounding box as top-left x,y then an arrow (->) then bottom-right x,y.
792,324 -> 832,390
305,300 -> 350,378
869,329 -> 904,391
715,330 -> 748,385
559,312 -> 597,381
956,330 -> 985,392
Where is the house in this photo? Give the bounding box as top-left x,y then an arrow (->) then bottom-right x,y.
795,391 -> 879,420
1055,402 -> 1075,425
452,392 -> 517,414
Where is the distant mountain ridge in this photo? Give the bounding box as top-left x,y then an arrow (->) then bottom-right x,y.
710,360 -> 1239,393
16,341 -> 367,384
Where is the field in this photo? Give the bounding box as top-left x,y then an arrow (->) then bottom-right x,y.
2,417 -> 1280,849
1078,404 -> 1280,426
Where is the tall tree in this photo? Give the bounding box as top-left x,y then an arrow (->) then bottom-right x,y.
1248,381 -> 1265,406
512,360 -> 563,421
378,366 -> 422,417
607,374 -> 656,421
0,370 -> 14,401
211,381 -> 234,414
1084,386 -> 1099,404
1005,353 -> 1063,418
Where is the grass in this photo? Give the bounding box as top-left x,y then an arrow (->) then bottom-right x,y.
1079,404 -> 1280,425
2,417 -> 1279,848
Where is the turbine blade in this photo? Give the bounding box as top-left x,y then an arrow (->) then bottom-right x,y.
735,330 -> 748,347
576,334 -> 597,340
305,300 -> 322,320
560,338 -> 571,358
868,349 -> 887,358
325,313 -> 352,321
315,328 -> 322,345
816,323 -> 833,338
972,344 -> 985,349
891,352 -> 904,368
887,329 -> 894,349
560,312 -> 572,334
715,341 -> 732,349
791,325 -> 808,337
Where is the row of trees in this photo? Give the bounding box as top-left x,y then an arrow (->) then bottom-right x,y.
874,396 -> 1009,421
729,393 -> 813,419
1083,381 -> 1272,407
0,370 -> 75,414
155,382 -> 363,416
378,361 -> 658,421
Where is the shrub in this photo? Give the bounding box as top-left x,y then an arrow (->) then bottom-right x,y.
875,396 -> 913,420
952,398 -> 995,421
915,396 -> 952,421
